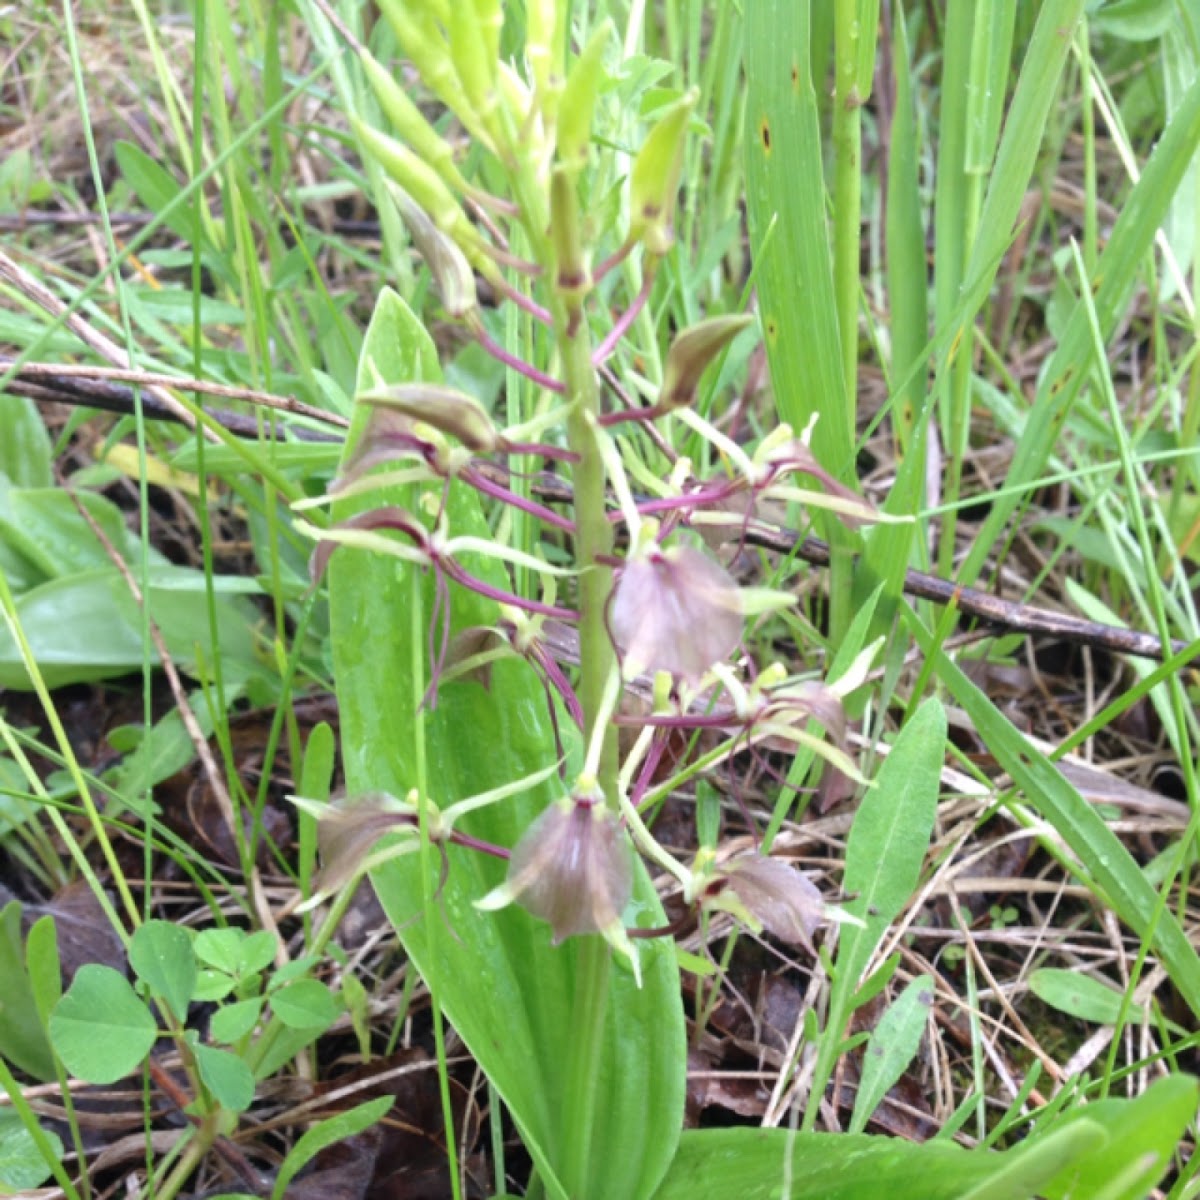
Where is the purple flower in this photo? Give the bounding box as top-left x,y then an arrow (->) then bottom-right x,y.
703,855 -> 834,952
478,791 -> 632,946
610,542 -> 743,681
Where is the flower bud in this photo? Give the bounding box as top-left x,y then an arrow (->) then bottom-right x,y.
550,167 -> 592,327
556,20 -> 611,172
449,1 -> 500,131
628,87 -> 697,257
353,118 -> 490,269
611,540 -> 743,681
527,0 -> 567,111
360,383 -> 499,455
477,792 -> 633,946
359,52 -> 470,198
376,0 -> 492,150
660,314 -> 755,411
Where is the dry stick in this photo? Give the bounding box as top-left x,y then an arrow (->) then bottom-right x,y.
0,247 -> 203,432
0,376 -> 1189,666
64,487 -> 289,971
3,359 -> 349,430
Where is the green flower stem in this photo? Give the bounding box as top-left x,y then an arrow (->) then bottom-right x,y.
506,150 -> 619,1196
555,210 -> 618,1200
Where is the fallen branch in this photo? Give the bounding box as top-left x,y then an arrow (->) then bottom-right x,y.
0,380 -> 1191,666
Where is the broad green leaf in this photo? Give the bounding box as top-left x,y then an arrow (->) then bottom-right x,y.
129,920 -> 196,1022
48,964 -> 157,1084
194,929 -> 246,973
0,400 -> 51,489
0,566 -> 261,690
848,974 -> 935,1134
0,1111 -> 63,1193
841,700 -> 946,981
24,915 -> 62,1027
106,682 -> 246,798
1091,0 -> 1176,40
806,698 -> 945,1128
653,1121 -> 1103,1200
745,0 -> 849,476
1029,967 -> 1127,1025
1034,1075 -> 1199,1200
238,931 -> 279,976
194,1042 -> 255,1113
210,997 -> 264,1044
193,969 -> 237,1002
330,289 -> 685,1200
918,622 -> 1200,1017
268,979 -> 338,1031
0,903 -> 55,1081
0,483 -> 167,583
270,1096 -> 393,1200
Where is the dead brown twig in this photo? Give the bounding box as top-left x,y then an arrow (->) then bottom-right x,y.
1,379 -> 1192,668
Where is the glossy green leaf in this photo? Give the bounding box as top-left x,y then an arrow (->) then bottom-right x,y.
745,0 -> 849,476
129,920 -> 196,1023
210,997 -> 264,1044
1028,967 -> 1127,1025
848,974 -> 935,1134
330,289 -> 685,1200
0,566 -> 261,690
806,698 -> 945,1128
48,964 -> 157,1084
1034,1074 -> 1199,1200
268,979 -> 338,1032
0,478 -> 161,589
1091,0 -> 1175,40
841,700 -> 946,984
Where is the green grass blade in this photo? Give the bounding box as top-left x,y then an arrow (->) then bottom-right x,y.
962,57 -> 1200,584
744,0 -> 849,475
915,612 -> 1200,1018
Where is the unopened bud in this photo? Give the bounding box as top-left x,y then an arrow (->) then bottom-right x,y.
556,21 -> 612,172
628,87 -> 697,256
660,314 -> 755,410
359,383 -> 499,454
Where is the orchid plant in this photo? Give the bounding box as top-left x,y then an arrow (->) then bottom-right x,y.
303,0 -> 872,961
296,2 -> 884,1196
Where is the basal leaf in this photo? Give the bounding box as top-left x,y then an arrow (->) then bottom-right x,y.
0,399 -> 51,490
329,289 -> 685,1200
271,1096 -> 394,1200
0,1111 -> 63,1193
